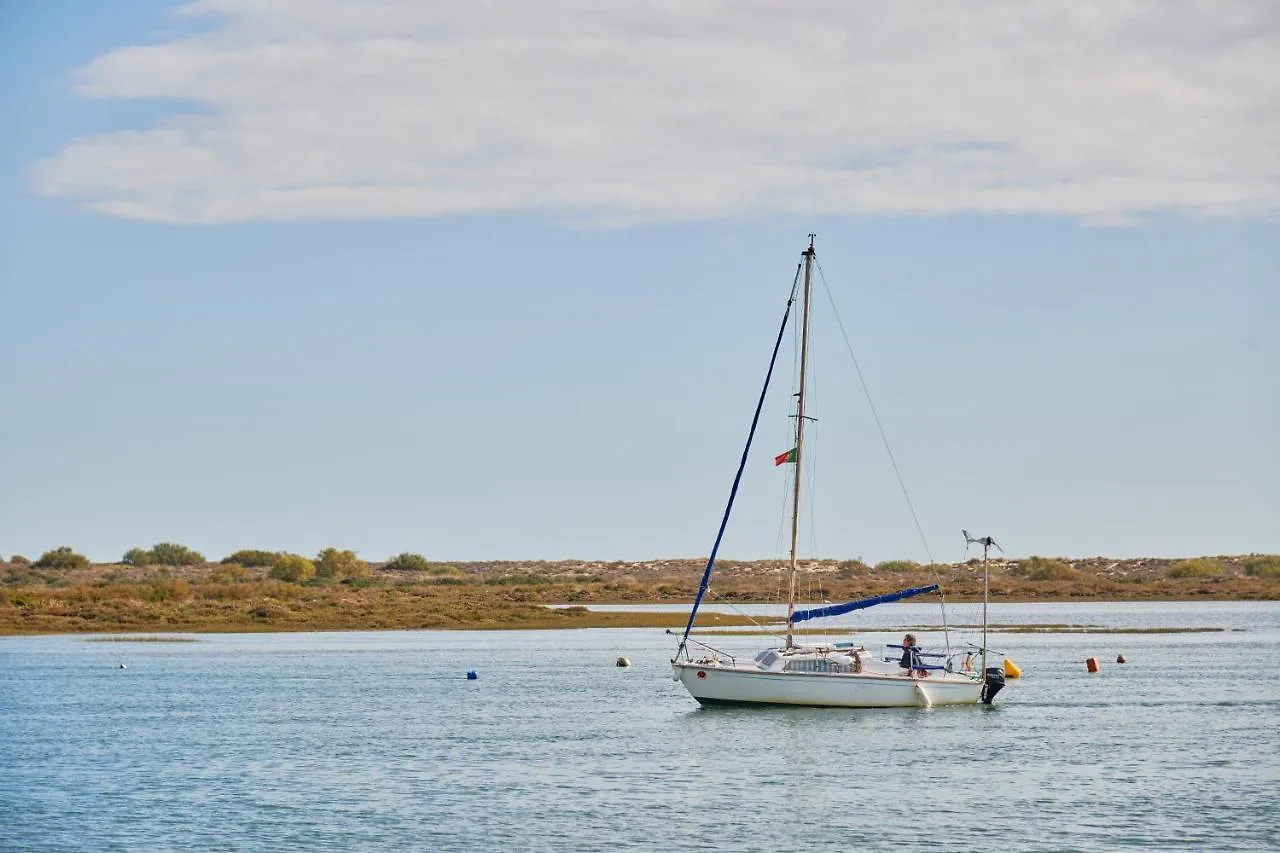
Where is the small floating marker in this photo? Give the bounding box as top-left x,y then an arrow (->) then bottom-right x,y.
1116,654 -> 1127,664
118,663 -> 127,669
914,683 -> 932,709
466,670 -> 478,680
616,656 -> 631,668
1086,657 -> 1099,673
1003,657 -> 1022,679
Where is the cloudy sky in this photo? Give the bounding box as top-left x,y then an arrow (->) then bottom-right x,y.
2,1 -> 1277,562
31,0 -> 1280,224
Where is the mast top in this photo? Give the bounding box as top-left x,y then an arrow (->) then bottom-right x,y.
805,233 -> 816,255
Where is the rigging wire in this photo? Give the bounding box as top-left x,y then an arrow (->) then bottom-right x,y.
805,329 -> 820,563
814,256 -> 951,651
679,262 -> 802,652
769,298 -> 798,618
705,588 -> 778,638
807,430 -> 819,565
772,284 -> 800,583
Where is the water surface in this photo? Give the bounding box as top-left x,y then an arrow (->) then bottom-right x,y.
2,602 -> 1277,852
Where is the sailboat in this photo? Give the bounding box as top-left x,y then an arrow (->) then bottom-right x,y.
671,236 -> 1006,708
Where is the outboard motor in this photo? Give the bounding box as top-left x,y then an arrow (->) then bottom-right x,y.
980,667 -> 1006,704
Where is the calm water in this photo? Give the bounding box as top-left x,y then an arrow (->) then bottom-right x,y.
2,602 -> 1277,852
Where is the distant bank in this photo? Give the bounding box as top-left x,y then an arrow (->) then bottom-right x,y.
1,553 -> 1275,635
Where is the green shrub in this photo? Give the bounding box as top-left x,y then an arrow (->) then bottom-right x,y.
249,602 -> 290,620
268,554 -> 316,583
10,554 -> 30,565
383,552 -> 431,572
196,582 -> 255,601
2,565 -> 37,586
1243,555 -> 1280,579
33,547 -> 90,570
874,559 -> 922,573
1018,557 -> 1080,581
315,548 -> 370,580
221,550 -> 279,568
143,578 -> 191,602
122,547 -> 155,566
343,576 -> 383,589
149,543 -> 205,566
837,559 -> 870,577
3,590 -> 36,607
209,564 -> 253,584
1167,558 -> 1223,579
484,573 -> 545,585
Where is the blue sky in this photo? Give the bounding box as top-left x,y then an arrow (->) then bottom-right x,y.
2,1 -> 1277,564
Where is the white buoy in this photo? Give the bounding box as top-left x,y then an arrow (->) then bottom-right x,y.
118,663 -> 127,669
914,682 -> 932,708
616,656 -> 631,668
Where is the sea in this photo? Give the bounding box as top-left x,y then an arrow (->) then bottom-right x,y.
2,601 -> 1277,852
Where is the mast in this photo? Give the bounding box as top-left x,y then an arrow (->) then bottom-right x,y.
786,235 -> 816,649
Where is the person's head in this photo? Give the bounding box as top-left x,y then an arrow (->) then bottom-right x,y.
903,633 -> 917,647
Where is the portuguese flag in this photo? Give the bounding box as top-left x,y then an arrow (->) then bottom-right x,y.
774,447 -> 797,466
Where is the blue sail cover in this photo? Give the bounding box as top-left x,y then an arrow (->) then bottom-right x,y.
789,584 -> 939,624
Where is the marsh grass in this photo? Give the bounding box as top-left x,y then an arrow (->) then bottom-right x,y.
0,580 -> 761,635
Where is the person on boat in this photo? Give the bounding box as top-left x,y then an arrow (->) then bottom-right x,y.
899,633 -> 927,678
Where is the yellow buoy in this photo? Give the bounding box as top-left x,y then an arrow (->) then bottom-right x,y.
1003,657 -> 1022,679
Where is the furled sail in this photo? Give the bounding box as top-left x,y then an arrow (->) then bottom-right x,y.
789,584 -> 939,624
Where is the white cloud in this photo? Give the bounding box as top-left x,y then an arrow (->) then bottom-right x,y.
32,0 -> 1280,223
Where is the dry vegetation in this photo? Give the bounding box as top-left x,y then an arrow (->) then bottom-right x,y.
1,552 -> 1275,635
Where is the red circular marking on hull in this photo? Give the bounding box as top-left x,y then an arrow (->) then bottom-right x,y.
697,671 -> 707,679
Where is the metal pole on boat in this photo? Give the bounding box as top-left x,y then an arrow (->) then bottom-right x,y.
786,235 -> 816,650
964,530 -> 1000,688
981,539 -> 989,682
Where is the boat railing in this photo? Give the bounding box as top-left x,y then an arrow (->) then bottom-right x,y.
680,635 -> 737,666
883,643 -> 949,672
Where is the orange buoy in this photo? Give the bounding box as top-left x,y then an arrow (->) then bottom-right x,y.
1086,657 -> 1099,673
1003,657 -> 1022,679
1116,654 -> 1127,664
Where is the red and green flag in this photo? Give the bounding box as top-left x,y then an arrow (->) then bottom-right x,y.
774,447 -> 797,466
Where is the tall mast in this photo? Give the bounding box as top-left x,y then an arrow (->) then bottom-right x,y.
786,235 -> 816,649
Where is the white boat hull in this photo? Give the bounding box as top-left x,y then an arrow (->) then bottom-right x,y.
673,661 -> 983,708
